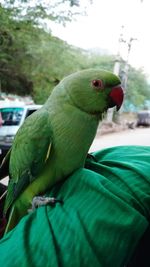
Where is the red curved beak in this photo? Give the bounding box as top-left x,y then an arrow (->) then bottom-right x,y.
108,85 -> 124,111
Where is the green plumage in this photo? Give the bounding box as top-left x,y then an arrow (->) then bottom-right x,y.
0,69 -> 123,233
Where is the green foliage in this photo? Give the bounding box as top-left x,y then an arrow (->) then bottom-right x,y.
123,67 -> 150,111
0,2 -> 149,110
0,1 -> 93,102
84,53 -> 115,71
0,6 -> 34,95
0,3 -> 114,103
1,0 -> 92,25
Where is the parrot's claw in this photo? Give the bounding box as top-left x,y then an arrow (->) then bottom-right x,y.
28,196 -> 63,212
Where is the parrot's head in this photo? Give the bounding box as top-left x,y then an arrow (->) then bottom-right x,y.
53,69 -> 124,118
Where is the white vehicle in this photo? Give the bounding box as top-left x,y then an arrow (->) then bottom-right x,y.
0,104 -> 42,159
136,110 -> 150,127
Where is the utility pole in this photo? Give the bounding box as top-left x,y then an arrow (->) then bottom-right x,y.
107,26 -> 137,122
107,26 -> 125,122
121,37 -> 137,90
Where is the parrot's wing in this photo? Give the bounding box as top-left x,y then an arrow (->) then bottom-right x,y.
0,149 -> 11,180
4,109 -> 53,213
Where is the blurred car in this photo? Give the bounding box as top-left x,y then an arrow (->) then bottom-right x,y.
0,104 -> 42,161
136,110 -> 150,127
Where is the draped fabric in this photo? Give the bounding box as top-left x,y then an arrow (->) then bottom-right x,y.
0,146 -> 150,267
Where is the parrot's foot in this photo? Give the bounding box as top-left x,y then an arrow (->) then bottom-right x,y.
28,196 -> 63,212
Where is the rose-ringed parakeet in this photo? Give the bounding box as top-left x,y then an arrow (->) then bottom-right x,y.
0,69 -> 124,234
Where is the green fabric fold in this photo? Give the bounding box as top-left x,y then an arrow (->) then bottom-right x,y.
0,145 -> 150,267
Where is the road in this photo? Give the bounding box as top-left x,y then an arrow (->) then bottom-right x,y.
89,127 -> 150,152
1,127 -> 150,186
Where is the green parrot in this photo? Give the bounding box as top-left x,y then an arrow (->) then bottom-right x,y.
0,69 -> 124,234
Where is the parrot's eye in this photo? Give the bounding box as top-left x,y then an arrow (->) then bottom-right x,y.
92,79 -> 104,90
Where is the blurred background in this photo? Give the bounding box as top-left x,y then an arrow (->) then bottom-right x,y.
0,0 -> 150,164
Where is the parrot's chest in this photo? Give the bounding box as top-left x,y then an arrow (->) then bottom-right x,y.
50,117 -> 98,177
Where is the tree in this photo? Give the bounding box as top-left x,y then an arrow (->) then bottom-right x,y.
0,2 -> 149,109
1,0 -> 92,25
0,6 -> 33,95
0,0 -> 93,100
122,66 -> 150,111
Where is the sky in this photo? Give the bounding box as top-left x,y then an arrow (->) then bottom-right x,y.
49,0 -> 150,78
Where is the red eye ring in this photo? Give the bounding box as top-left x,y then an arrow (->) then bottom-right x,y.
92,79 -> 104,90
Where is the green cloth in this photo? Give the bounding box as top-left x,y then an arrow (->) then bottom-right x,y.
0,145 -> 150,267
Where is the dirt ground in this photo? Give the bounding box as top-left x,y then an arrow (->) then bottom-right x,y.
90,126 -> 150,152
